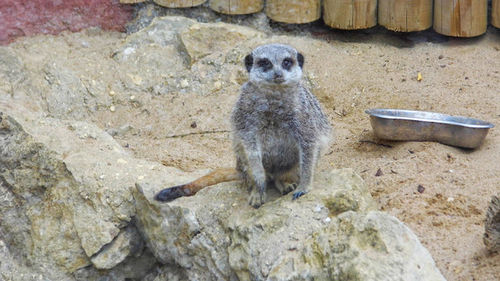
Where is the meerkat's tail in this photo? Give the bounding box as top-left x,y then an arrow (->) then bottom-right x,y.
155,168 -> 240,202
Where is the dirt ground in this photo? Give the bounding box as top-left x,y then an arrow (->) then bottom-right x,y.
5,21 -> 499,280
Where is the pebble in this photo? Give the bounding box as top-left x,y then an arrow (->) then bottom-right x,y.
180,79 -> 189,88
213,80 -> 222,90
109,105 -> 116,112
313,205 -> 322,213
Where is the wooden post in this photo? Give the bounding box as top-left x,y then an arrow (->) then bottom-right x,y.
493,0 -> 500,28
209,0 -> 263,15
266,0 -> 321,24
323,0 -> 377,30
433,0 -> 487,37
153,0 -> 206,8
378,0 -> 433,32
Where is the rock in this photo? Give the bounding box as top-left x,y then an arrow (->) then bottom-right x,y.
0,48 -> 42,112
141,264 -> 188,281
112,16 -> 195,91
74,248 -> 159,281
303,211 -> 447,281
40,60 -> 113,120
134,169 -> 445,281
0,105 -> 193,279
90,224 -> 143,269
180,22 -> 265,64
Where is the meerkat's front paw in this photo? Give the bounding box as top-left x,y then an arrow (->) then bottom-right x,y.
248,188 -> 266,208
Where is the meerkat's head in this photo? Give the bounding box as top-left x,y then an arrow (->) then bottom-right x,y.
245,44 -> 304,87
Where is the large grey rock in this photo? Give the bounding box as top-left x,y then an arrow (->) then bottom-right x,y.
134,169 -> 445,281
0,106 -> 189,280
180,22 -> 265,64
303,211 -> 447,281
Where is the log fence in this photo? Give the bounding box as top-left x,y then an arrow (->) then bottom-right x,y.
122,0 -> 500,37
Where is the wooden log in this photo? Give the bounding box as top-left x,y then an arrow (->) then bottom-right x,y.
323,0 -> 377,30
493,0 -> 500,28
433,0 -> 487,37
153,0 -> 206,8
378,0 -> 433,32
266,0 -> 321,24
120,0 -> 146,3
209,0 -> 263,15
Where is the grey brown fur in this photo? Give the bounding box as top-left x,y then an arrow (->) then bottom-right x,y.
232,44 -> 331,208
484,195 -> 500,253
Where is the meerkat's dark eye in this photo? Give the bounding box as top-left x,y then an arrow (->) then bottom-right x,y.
257,59 -> 272,71
282,58 -> 294,70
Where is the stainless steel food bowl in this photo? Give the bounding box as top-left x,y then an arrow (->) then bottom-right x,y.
365,109 -> 494,149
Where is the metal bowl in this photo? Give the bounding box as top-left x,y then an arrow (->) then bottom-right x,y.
365,109 -> 494,149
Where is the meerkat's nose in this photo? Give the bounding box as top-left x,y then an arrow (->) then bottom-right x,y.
274,70 -> 283,79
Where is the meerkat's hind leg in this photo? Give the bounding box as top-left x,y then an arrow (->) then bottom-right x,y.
273,166 -> 299,195
275,181 -> 297,195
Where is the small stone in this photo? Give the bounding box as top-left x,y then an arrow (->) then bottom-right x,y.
213,80 -> 222,90
417,72 -> 423,82
130,95 -> 136,101
190,121 -> 197,128
117,158 -> 127,164
313,205 -> 322,213
438,55 -> 444,59
447,197 -> 454,202
417,185 -> 425,193
180,79 -> 189,88
109,105 -> 116,112
109,90 -> 116,96
375,168 -> 383,177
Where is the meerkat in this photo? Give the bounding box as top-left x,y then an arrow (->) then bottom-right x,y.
155,43 -> 331,208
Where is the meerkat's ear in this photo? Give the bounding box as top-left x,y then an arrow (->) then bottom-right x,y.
297,53 -> 304,69
244,54 -> 253,72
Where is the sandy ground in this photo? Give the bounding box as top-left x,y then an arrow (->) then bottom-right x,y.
5,22 -> 500,280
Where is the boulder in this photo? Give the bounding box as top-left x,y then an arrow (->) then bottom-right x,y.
0,106 -> 191,279
134,169 -> 446,281
180,22 -> 265,64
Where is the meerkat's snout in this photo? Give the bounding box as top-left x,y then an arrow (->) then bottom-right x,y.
273,69 -> 284,83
